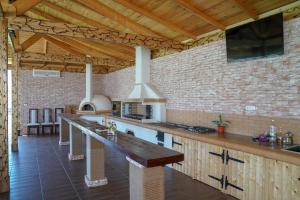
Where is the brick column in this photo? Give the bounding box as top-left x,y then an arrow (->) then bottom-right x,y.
85,134 -> 107,187
11,53 -> 20,152
0,18 -> 9,193
127,157 -> 165,200
68,123 -> 84,160
59,118 -> 70,145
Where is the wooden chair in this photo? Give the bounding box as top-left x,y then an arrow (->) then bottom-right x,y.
27,109 -> 40,135
54,108 -> 64,134
41,108 -> 53,135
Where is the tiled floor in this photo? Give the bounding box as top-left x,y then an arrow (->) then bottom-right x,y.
0,135 -> 237,200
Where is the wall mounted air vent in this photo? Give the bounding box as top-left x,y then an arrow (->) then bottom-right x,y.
32,69 -> 61,78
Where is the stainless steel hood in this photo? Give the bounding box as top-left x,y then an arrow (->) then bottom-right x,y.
127,46 -> 165,103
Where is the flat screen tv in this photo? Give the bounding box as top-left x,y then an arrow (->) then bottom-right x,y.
226,13 -> 283,62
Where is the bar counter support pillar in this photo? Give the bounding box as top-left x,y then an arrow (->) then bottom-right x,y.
59,117 -> 70,145
127,157 -> 165,200
68,124 -> 84,160
85,134 -> 107,187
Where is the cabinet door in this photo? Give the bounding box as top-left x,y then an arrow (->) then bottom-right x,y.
225,149 -> 246,199
182,137 -> 197,178
172,135 -> 184,173
206,143 -> 225,190
264,159 -> 300,200
241,153 -> 266,200
195,141 -> 210,183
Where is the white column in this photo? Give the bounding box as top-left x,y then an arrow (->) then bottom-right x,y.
85,63 -> 93,102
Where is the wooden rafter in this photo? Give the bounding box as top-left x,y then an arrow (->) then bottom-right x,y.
12,0 -> 43,15
231,0 -> 258,20
176,0 -> 226,30
20,34 -> 42,51
43,39 -> 47,54
57,37 -> 117,59
41,35 -> 85,56
41,1 -> 110,30
9,16 -> 186,50
74,0 -> 163,37
20,52 -> 134,67
29,8 -> 69,23
76,39 -> 134,61
115,0 -> 197,40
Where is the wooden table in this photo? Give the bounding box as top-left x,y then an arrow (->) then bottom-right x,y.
59,113 -> 184,200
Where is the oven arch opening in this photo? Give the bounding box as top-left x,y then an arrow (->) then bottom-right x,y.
79,103 -> 96,112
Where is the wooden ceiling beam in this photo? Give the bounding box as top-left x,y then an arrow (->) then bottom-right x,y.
20,63 -> 108,74
74,0 -> 164,37
115,0 -> 197,40
43,39 -> 47,54
41,1 -> 110,30
20,33 -> 42,51
57,37 -> 117,59
76,39 -> 134,61
12,0 -> 43,15
29,8 -> 69,23
231,0 -> 258,20
41,35 -> 85,56
176,0 -> 226,30
20,52 -> 133,67
9,16 -> 186,50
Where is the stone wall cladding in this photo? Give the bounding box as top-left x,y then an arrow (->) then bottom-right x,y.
19,71 -> 103,133
98,18 -> 300,138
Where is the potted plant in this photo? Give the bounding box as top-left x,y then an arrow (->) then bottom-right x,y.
212,114 -> 230,134
108,121 -> 117,135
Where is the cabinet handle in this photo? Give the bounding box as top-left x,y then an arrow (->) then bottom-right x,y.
209,149 -> 225,163
224,176 -> 243,191
225,150 -> 244,164
176,162 -> 183,166
208,175 -> 224,189
172,138 -> 182,147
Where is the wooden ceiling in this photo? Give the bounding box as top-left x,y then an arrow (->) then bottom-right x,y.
2,0 -> 300,73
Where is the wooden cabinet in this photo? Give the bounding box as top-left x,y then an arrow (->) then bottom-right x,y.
263,159 -> 300,200
171,134 -> 300,200
172,135 -> 196,177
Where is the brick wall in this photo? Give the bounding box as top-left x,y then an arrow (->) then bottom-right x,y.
98,17 -> 300,141
19,70 -> 103,133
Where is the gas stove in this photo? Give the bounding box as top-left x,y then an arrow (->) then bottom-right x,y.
151,122 -> 216,134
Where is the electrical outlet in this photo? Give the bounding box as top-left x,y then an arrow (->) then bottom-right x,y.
245,105 -> 256,111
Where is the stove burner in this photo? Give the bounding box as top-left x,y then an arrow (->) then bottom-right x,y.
152,122 -> 216,134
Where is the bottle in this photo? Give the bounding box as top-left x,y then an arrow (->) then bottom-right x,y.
269,120 -> 277,143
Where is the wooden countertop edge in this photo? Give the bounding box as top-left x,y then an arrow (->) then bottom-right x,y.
61,114 -> 184,167
105,115 -> 300,166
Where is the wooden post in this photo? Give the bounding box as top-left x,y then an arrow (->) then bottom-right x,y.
68,123 -> 84,160
85,134 -> 107,187
127,157 -> 165,200
59,118 -> 70,145
11,53 -> 20,152
0,18 -> 9,193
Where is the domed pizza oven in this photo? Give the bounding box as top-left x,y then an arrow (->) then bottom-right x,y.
77,63 -> 112,115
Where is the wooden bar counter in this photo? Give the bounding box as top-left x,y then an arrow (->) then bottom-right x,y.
59,113 -> 184,200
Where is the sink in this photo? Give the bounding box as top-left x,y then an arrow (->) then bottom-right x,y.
283,145 -> 300,154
